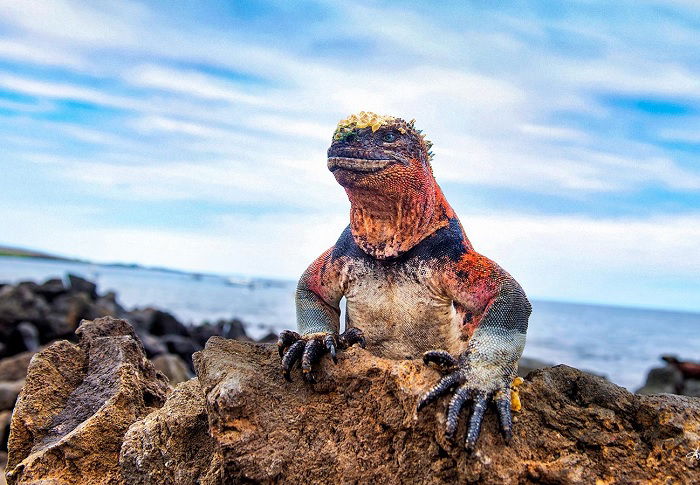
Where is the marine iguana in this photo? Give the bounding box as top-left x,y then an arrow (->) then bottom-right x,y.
278,112 -> 531,450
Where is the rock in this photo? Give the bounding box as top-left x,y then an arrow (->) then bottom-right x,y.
0,410 -> 11,451
120,378 -> 221,484
35,278 -> 67,301
0,350 -> 37,382
42,292 -> 95,341
0,381 -> 23,411
256,331 -> 278,343
14,322 -> 39,352
188,323 -> 221,348
125,308 -> 158,333
137,332 -> 168,358
14,283 -> 38,296
94,291 -> 127,318
0,285 -> 50,337
5,316 -> 169,485
189,319 -> 251,348
160,335 -> 201,369
67,274 -> 98,300
193,338 -> 700,484
152,354 -> 192,386
0,452 -> 6,485
219,318 -> 249,340
517,356 -> 552,378
636,364 -> 684,395
151,310 -> 189,337
128,308 -> 189,337
2,322 -> 40,356
684,378 -> 700,397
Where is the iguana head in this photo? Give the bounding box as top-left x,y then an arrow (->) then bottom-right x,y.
326,112 -> 454,259
327,111 -> 434,190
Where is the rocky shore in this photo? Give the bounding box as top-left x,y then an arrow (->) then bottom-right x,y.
0,275 -> 274,483
1,277 -> 699,483
2,316 -> 698,484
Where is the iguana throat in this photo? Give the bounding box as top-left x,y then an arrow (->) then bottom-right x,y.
346,180 -> 452,259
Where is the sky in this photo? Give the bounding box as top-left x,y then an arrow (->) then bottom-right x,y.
1,0 -> 700,312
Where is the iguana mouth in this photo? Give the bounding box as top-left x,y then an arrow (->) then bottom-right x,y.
327,157 -> 397,173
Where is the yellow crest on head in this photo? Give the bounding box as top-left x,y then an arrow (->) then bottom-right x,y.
333,111 -> 396,140
332,111 -> 435,161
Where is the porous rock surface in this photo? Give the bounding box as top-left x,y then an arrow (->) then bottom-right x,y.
5,317 -> 169,485
6,321 -> 700,484
120,378 -> 222,484
189,338 -> 700,484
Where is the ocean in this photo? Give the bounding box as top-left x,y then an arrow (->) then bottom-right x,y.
1,255 -> 698,390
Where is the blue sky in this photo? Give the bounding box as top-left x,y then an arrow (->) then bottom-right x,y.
1,0 -> 700,312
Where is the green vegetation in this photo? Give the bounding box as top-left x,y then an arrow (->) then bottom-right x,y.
0,246 -> 66,260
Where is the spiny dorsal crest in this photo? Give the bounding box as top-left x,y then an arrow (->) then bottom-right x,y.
333,111 -> 434,160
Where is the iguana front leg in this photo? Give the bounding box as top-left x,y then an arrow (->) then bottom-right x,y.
277,248 -> 365,383
418,251 -> 530,450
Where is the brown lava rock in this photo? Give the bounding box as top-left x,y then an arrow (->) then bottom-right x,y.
191,338 -> 700,484
6,317 -> 169,485
120,378 -> 221,485
5,327 -> 700,484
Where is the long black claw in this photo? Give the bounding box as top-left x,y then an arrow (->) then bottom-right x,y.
465,392 -> 489,451
324,334 -> 338,363
423,350 -> 458,372
445,385 -> 471,439
301,339 -> 324,382
339,327 -> 366,349
277,330 -> 301,357
281,340 -> 305,381
495,392 -> 513,443
417,372 -> 462,411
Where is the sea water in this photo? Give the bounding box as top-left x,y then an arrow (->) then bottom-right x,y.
1,256 -> 698,390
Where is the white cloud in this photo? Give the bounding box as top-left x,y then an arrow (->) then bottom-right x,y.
0,74 -> 136,109
1,0 -> 699,311
0,38 -> 85,68
519,123 -> 590,142
127,65 -> 273,107
0,0 -> 143,46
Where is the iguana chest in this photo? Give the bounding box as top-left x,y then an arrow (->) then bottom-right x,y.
341,258 -> 465,359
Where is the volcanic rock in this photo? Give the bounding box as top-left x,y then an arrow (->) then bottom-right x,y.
5,317 -> 169,485
190,338 -> 700,484
0,285 -> 49,336
636,364 -> 684,395
0,351 -> 36,382
0,382 -> 23,412
66,274 -> 97,300
152,354 -> 192,386
120,378 -> 221,484
34,278 -> 66,301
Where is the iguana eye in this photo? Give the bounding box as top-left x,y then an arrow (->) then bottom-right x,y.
382,132 -> 397,142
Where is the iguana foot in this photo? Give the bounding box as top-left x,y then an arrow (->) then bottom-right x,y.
417,350 -> 514,451
277,328 -> 365,383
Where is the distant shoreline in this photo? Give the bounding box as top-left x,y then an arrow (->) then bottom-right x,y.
0,250 -> 291,288
0,246 -> 76,261
0,244 -> 207,279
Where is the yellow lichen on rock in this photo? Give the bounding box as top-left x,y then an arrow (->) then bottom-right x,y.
334,111 -> 396,140
511,376 -> 524,412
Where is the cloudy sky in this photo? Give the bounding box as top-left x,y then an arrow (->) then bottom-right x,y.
1,0 -> 699,312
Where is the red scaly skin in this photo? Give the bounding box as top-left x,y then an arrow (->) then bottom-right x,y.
278,112 -> 531,451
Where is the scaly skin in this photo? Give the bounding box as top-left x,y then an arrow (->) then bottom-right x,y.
278,111 -> 531,451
